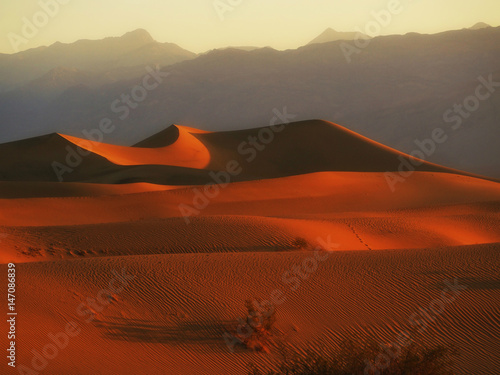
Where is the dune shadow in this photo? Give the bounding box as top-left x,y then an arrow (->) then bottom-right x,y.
459,277 -> 500,290
431,277 -> 500,291
95,317 -> 241,352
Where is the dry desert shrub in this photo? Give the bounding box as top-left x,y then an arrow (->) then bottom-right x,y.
248,338 -> 457,375
229,299 -> 277,353
292,237 -> 309,250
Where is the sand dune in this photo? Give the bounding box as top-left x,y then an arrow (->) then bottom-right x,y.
0,131 -> 211,184
196,120 -> 470,177
1,171 -> 498,226
0,120 -> 491,185
1,171 -> 499,264
1,120 -> 498,374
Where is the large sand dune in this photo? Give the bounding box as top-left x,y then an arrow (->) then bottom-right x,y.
0,120 -> 498,374
0,120 -> 490,185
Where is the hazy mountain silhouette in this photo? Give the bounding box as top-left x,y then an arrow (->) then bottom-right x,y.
202,46 -> 263,54
0,27 -> 499,177
0,29 -> 195,93
308,28 -> 370,45
469,22 -> 491,30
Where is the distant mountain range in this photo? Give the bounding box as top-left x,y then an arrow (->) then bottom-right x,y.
0,25 -> 499,178
0,29 -> 196,93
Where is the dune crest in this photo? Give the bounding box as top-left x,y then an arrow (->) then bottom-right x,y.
58,125 -> 211,169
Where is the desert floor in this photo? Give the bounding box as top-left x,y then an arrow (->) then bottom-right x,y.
1,121 -> 499,374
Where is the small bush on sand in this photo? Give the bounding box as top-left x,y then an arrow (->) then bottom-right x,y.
248,338 -> 457,375
292,237 -> 309,250
231,299 -> 277,353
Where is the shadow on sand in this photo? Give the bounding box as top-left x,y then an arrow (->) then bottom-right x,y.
95,317 -> 244,353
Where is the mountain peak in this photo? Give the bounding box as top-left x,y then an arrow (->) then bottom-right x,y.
121,29 -> 154,44
469,22 -> 491,30
308,28 -> 369,45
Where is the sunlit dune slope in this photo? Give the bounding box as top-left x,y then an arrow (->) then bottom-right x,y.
1,204 -> 498,264
1,172 -> 499,263
1,172 -> 499,226
59,124 -> 210,169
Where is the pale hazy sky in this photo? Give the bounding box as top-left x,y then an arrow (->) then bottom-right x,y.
1,0 -> 499,54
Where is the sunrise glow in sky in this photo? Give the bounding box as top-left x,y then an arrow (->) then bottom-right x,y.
1,0 -> 499,54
